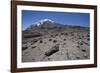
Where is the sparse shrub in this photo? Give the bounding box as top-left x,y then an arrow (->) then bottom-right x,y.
55,34 -> 58,36
53,40 -> 57,43
87,38 -> 90,41
65,33 -> 68,35
31,40 -> 38,44
22,47 -> 27,50
78,37 -> 81,39
64,39 -> 66,41
81,49 -> 86,52
34,40 -> 37,43
48,58 -> 51,60
76,56 -> 81,59
76,45 -> 80,48
61,33 -> 64,35
32,46 -> 36,48
51,35 -> 54,37
40,40 -> 43,43
82,35 -> 84,38
80,42 -> 83,45
32,58 -> 35,61
71,33 -> 74,36
63,43 -> 66,45
49,39 -> 52,41
87,34 -> 90,37
84,42 -> 89,46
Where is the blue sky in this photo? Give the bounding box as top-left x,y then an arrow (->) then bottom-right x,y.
22,10 -> 90,30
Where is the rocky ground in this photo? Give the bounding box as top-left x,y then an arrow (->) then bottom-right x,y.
22,27 -> 90,62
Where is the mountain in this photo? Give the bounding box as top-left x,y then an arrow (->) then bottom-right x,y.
25,19 -> 65,31
34,19 -> 55,26
23,19 -> 89,39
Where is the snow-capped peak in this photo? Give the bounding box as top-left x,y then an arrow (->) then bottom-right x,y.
40,19 -> 54,23
34,19 -> 55,26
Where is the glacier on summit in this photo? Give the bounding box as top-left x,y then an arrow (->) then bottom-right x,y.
34,19 -> 55,26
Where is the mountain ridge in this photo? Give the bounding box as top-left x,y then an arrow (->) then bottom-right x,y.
24,19 -> 89,31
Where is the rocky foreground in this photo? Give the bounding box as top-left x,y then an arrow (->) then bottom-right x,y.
22,29 -> 90,62
22,19 -> 90,62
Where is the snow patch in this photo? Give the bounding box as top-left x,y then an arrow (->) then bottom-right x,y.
34,19 -> 55,26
